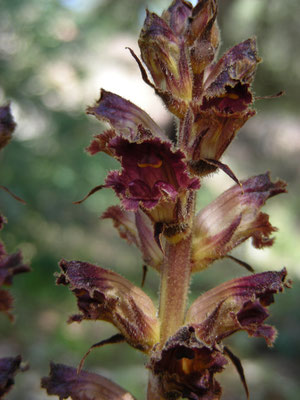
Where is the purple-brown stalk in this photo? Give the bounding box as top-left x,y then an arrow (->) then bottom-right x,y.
42,1 -> 291,399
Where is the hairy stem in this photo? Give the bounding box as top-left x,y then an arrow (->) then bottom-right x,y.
158,232 -> 193,346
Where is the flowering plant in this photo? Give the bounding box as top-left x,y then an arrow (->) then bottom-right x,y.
41,1 -> 291,399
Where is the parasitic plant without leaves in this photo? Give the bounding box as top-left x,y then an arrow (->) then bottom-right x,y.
41,1 -> 291,399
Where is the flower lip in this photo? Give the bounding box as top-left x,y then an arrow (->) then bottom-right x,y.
201,83 -> 253,113
106,136 -> 200,211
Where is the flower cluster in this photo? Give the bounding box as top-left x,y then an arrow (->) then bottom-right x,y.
42,1 -> 290,399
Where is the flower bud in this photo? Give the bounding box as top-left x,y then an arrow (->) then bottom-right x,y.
139,11 -> 193,103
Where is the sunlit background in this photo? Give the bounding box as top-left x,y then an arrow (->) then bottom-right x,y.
0,0 -> 300,399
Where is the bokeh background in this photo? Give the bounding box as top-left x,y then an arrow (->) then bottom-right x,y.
0,0 -> 300,399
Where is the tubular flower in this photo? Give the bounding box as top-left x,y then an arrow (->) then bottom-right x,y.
56,259 -> 160,353
43,1 -> 290,400
192,173 -> 287,272
85,89 -> 199,240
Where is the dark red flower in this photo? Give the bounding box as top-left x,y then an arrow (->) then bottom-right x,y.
105,136 -> 199,215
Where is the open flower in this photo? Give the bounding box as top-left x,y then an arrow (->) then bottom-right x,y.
84,89 -> 200,240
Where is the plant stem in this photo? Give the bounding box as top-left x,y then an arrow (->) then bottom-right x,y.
158,232 -> 193,347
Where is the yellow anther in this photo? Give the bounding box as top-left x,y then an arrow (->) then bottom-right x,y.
219,93 -> 239,100
137,160 -> 162,169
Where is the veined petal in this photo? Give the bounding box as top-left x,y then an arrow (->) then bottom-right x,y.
86,89 -> 166,140
102,206 -> 163,271
56,259 -> 159,353
41,363 -> 136,400
105,136 -> 199,220
192,173 -> 287,271
186,268 -> 291,346
0,104 -> 16,150
148,326 -> 227,400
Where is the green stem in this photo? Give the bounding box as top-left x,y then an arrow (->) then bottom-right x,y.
158,232 -> 193,346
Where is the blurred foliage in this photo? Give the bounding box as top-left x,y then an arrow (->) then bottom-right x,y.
0,0 -> 299,399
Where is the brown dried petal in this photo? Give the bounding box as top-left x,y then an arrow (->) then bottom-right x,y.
56,259 -> 159,353
41,362 -> 136,400
0,356 -> 22,398
192,173 -> 287,271
186,268 -> 290,346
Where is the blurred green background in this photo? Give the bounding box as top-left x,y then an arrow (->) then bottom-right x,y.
0,0 -> 299,399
